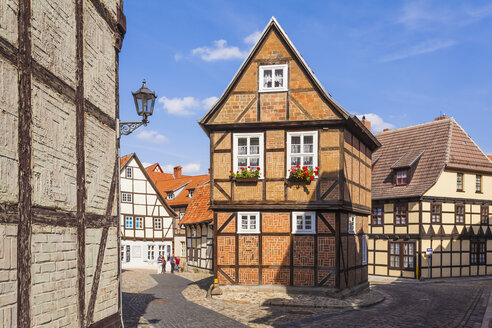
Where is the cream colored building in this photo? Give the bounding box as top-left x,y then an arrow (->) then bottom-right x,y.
369,117 -> 492,279
120,154 -> 177,270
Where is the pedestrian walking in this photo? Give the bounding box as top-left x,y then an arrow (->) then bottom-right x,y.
157,255 -> 163,273
170,254 -> 175,273
175,256 -> 180,271
162,256 -> 166,273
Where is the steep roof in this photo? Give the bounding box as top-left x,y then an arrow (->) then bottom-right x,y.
198,17 -> 380,151
119,154 -> 177,217
488,155 -> 492,162
179,183 -> 213,225
372,118 -> 492,200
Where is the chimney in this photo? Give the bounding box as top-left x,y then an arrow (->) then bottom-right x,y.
435,114 -> 448,121
361,115 -> 371,132
173,166 -> 182,179
383,128 -> 391,132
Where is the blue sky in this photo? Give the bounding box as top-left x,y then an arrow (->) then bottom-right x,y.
120,0 -> 492,174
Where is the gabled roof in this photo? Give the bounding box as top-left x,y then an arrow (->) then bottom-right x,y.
198,17 -> 380,150
488,155 -> 492,162
372,117 -> 492,200
179,183 -> 213,225
119,153 -> 177,217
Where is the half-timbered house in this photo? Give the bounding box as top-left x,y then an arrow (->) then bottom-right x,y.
369,116 -> 492,279
0,0 -> 125,326
180,182 -> 214,272
120,154 -> 176,269
199,18 -> 380,289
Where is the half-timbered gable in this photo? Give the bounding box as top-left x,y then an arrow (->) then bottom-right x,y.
120,153 -> 177,268
199,17 -> 380,289
369,116 -> 492,279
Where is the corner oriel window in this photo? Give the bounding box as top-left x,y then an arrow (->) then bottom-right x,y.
259,64 -> 288,92
237,212 -> 260,234
292,212 -> 316,234
233,133 -> 264,177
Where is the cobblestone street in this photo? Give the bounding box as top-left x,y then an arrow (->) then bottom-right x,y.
122,270 -> 492,327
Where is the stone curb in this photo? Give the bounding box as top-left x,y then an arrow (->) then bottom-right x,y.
262,291 -> 385,310
370,275 -> 492,285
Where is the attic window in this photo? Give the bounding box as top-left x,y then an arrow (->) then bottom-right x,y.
188,190 -> 194,198
396,170 -> 408,185
259,64 -> 288,92
167,192 -> 175,200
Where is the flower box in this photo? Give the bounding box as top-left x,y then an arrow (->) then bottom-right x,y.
287,165 -> 319,184
232,177 -> 259,183
286,177 -> 312,184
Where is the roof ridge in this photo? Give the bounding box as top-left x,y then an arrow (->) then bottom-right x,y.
375,118 -> 453,136
444,118 -> 453,165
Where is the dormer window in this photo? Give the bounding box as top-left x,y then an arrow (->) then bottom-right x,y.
188,190 -> 194,198
396,170 -> 408,185
167,192 -> 175,200
259,64 -> 288,92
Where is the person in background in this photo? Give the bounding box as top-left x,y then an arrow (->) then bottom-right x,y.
170,254 -> 175,273
162,255 -> 166,273
157,254 -> 163,273
175,256 -> 180,271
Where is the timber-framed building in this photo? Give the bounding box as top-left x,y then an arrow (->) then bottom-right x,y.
199,18 -> 380,289
368,116 -> 492,279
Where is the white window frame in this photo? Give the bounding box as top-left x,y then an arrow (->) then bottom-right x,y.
126,167 -> 132,178
348,215 -> 356,234
154,217 -> 162,230
135,217 -> 143,229
125,216 -> 133,229
237,212 -> 260,234
362,235 -> 368,265
259,64 -> 288,92
286,131 -> 318,178
167,192 -> 175,200
292,211 -> 316,234
122,193 -> 132,203
233,133 -> 264,179
147,244 -> 155,261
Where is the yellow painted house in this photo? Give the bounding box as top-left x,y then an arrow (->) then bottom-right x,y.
368,116 -> 492,279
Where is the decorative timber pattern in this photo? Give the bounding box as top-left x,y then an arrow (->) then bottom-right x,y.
0,0 -> 125,327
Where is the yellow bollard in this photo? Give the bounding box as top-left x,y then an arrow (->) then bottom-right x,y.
416,265 -> 419,280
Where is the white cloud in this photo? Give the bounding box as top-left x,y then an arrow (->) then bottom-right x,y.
160,163 -> 201,174
202,96 -> 219,110
135,130 -> 167,144
356,113 -> 395,133
159,96 -> 218,116
380,40 -> 455,62
244,30 -> 262,45
192,40 -> 248,62
174,53 -> 183,61
182,163 -> 201,174
397,2 -> 451,29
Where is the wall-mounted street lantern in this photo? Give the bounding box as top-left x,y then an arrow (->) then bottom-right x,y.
119,79 -> 156,137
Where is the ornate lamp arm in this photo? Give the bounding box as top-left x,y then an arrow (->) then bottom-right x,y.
119,120 -> 146,137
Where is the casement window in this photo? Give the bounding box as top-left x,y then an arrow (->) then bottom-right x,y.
431,204 -> 441,223
395,204 -> 408,225
481,206 -> 489,225
471,241 -> 486,265
259,64 -> 288,92
122,193 -> 132,203
292,212 -> 316,234
135,217 -> 143,229
476,175 -> 482,193
233,133 -> 264,177
181,241 -> 186,257
238,212 -> 260,234
188,189 -> 194,198
286,131 -> 318,175
147,245 -> 155,261
372,207 -> 383,225
125,216 -> 133,228
154,217 -> 162,229
457,173 -> 464,191
158,245 -> 165,258
126,167 -> 132,178
396,170 -> 408,185
348,215 -> 356,234
389,242 -> 415,269
167,192 -> 175,200
455,205 -> 465,224
362,235 -> 368,265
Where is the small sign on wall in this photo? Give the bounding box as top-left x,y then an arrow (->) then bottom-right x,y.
426,248 -> 433,258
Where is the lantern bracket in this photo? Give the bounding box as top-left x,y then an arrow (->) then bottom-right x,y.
118,120 -> 147,137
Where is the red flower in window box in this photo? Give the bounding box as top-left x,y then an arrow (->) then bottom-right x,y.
288,166 -> 318,183
230,166 -> 261,180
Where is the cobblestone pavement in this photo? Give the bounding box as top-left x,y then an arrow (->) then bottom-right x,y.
123,269 -> 492,328
123,272 -> 247,328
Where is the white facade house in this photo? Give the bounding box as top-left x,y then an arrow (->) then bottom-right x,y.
120,153 -> 177,270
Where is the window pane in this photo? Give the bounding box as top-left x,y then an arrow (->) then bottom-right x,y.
250,157 -> 259,167
296,215 -> 303,230
291,157 -> 301,166
291,136 -> 301,153
305,215 -> 312,230
263,69 -> 272,88
250,138 -> 259,154
274,69 -> 283,87
241,216 -> 248,230
250,215 -> 257,230
395,244 -> 400,254
303,135 -> 313,153
303,156 -> 313,168
409,257 -> 414,268
238,157 -> 247,167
